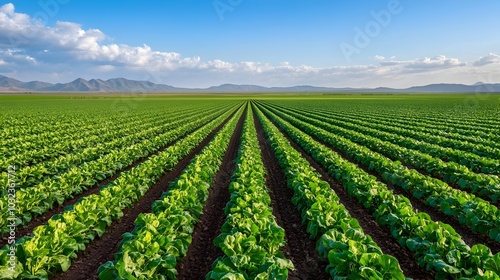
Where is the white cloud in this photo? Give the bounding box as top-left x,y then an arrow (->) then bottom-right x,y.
0,49 -> 37,65
0,3 -> 200,70
0,3 -> 499,88
379,55 -> 466,71
473,53 -> 500,67
403,55 -> 466,70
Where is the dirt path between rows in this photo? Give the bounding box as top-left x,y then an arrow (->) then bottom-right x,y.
260,103 -> 500,254
317,129 -> 500,253
51,107 -> 240,280
0,113 -> 224,249
264,102 -> 500,208
257,103 -> 434,279
176,107 -> 246,280
254,107 -> 330,280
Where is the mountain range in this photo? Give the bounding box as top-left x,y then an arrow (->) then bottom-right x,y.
1,75 -> 499,93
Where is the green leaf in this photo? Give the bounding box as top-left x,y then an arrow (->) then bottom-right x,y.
484,254 -> 500,275
432,260 -> 461,274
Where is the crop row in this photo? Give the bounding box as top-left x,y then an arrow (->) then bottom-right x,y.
337,110 -> 500,156
0,100 -> 209,140
255,102 -> 500,278
0,105 -> 225,193
0,103 -> 215,173
0,104 -> 237,234
1,109 -> 154,158
330,104 -> 500,137
0,112 -> 109,140
98,105 -> 243,279
264,103 -> 500,202
258,102 -> 500,242
278,100 -> 500,160
254,104 -> 407,279
0,104 -> 240,279
207,106 -> 293,279
269,102 -> 500,176
0,106 -> 171,166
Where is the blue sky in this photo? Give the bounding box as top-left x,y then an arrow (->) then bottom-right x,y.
0,0 -> 499,87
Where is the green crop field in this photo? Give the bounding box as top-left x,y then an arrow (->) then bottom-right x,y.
0,94 -> 499,279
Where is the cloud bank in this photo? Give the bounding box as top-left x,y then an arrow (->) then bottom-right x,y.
0,3 -> 499,88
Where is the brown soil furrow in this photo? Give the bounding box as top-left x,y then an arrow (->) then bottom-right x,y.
266,103 -> 500,208
261,105 -> 500,254
175,107 -> 246,280
253,108 -> 330,280
51,108 -> 239,280
0,111 -> 226,248
274,127 -> 432,279
305,125 -> 500,253
258,105 -> 438,279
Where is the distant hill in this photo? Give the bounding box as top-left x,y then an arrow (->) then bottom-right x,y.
365,83 -> 500,93
41,77 -> 180,92
0,75 -> 51,91
1,75 -> 499,93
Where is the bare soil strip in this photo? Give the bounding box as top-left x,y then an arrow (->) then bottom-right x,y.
270,111 -> 500,254
254,109 -> 331,280
175,107 -> 246,280
0,111 -> 227,248
51,108 -> 240,280
260,109 -> 435,280
272,103 -> 500,208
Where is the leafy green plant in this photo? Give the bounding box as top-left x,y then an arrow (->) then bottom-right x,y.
0,105 -> 241,279
207,106 -> 293,280
259,102 -> 500,241
98,106 -> 244,280
254,104 -> 406,279
266,103 -> 500,202
0,105 -> 234,234
255,102 -> 500,278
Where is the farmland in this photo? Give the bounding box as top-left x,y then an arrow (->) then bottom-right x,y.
0,94 -> 499,279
